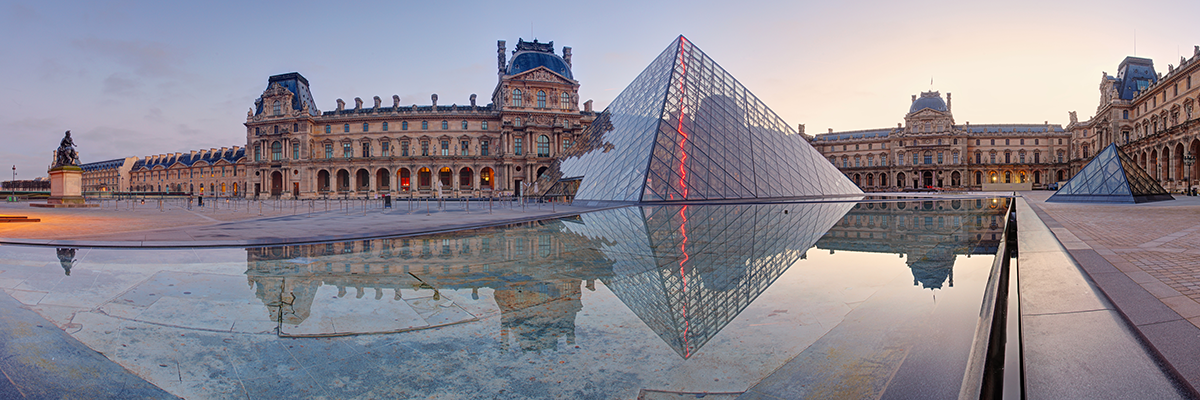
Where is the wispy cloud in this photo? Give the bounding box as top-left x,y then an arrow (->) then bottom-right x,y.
103,73 -> 141,96
73,38 -> 183,78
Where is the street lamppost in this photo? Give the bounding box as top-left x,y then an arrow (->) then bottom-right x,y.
9,165 -> 15,201
1185,152 -> 1196,196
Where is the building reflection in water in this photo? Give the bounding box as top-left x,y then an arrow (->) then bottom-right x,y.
815,198 -> 1010,290
245,199 -> 1007,358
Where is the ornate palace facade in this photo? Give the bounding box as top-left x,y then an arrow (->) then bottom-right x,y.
1071,48 -> 1200,192
813,91 -> 1072,191
243,39 -> 595,199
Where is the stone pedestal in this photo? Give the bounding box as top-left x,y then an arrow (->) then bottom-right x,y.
31,166 -> 97,208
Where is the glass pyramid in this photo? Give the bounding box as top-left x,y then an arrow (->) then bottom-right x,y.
545,36 -> 862,203
563,202 -> 855,358
1047,143 -> 1173,203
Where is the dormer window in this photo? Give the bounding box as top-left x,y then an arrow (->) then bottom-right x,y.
512,89 -> 522,107
272,101 -> 281,116
561,92 -> 570,109
537,91 -> 547,108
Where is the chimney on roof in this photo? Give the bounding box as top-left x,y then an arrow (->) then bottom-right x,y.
190,150 -> 197,157
912,94 -> 917,103
497,40 -> 507,75
828,128 -> 833,133
947,93 -> 951,112
220,147 -> 228,153
584,99 -> 593,112
563,47 -> 572,67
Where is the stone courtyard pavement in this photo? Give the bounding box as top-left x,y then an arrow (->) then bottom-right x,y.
1024,191 -> 1200,327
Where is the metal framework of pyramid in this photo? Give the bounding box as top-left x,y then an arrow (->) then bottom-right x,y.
1047,143 -> 1173,203
544,36 -> 861,203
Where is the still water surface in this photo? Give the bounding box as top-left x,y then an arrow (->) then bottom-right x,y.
0,199 -> 1008,399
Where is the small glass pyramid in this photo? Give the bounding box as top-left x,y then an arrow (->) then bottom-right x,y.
1047,143 -> 1173,203
544,36 -> 862,203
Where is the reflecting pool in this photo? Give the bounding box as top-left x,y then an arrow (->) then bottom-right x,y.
0,198 -> 1009,399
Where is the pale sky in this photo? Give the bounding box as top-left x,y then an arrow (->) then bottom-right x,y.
3,0 -> 1198,179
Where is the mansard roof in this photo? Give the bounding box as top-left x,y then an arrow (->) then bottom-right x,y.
507,38 -> 573,80
1116,56 -> 1157,100
320,104 -> 495,117
132,148 -> 244,171
812,128 -> 893,141
255,72 -> 320,117
80,158 -> 126,172
958,124 -> 1065,133
909,91 -> 948,114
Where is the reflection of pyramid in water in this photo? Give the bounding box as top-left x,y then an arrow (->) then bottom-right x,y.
551,36 -> 861,203
565,202 -> 854,358
1047,143 -> 1173,203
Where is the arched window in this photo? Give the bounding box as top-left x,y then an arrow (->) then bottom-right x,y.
272,101 -> 281,116
537,91 -> 546,108
561,92 -> 571,109
975,171 -> 983,185
537,135 -> 550,157
438,167 -> 452,187
271,141 -> 282,161
418,167 -> 431,188
512,89 -> 522,107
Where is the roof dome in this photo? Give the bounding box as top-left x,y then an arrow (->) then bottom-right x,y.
507,39 -> 573,79
909,91 -> 947,114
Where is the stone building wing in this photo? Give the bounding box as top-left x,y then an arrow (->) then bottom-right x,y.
1048,143 -> 1172,203
548,36 -> 861,203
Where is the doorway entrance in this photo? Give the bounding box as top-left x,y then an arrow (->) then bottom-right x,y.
271,171 -> 283,196
922,171 -> 934,188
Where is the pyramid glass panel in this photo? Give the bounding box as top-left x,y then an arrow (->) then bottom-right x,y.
1048,143 -> 1173,203
544,36 -> 861,204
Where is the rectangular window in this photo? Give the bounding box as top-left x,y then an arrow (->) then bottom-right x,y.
924,152 -> 932,165
937,152 -> 943,164
441,140 -> 449,156
421,141 -> 429,156
292,143 -> 299,160
362,142 -> 370,157
462,121 -> 468,130
381,141 -> 390,157
990,153 -> 996,163
325,144 -> 332,159
325,125 -> 331,133
401,141 -> 409,157
481,121 -> 488,130
254,146 -> 261,162
854,158 -> 860,167
460,140 -> 469,156
363,123 -> 369,132
422,121 -> 428,130
562,138 -> 571,152
343,143 -> 352,158
515,137 -> 523,156
382,122 -> 389,131
952,153 -> 959,164
1005,153 -> 1011,163
1034,152 -> 1040,163
898,155 -> 904,166
481,141 -> 490,156
1019,139 -> 1024,145
912,153 -> 918,165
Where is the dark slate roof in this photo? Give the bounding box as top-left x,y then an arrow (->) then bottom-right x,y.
133,148 -> 245,171
321,104 -> 496,116
958,124 -> 1065,133
256,72 -> 320,117
909,91 -> 948,114
812,129 -> 892,141
80,158 -> 125,172
507,39 -> 572,79
1116,57 -> 1156,100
